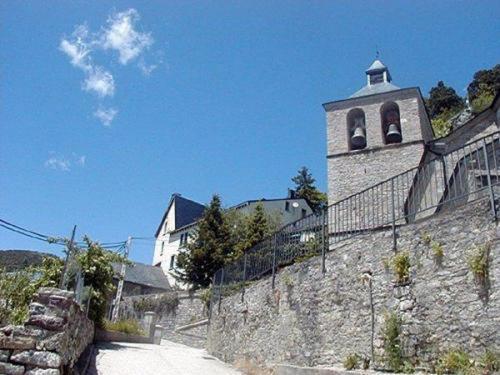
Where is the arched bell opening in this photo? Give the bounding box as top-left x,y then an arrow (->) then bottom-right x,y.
347,108 -> 367,151
381,101 -> 402,144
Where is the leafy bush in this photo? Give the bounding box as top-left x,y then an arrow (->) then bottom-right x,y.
471,92 -> 495,113
343,353 -> 360,370
382,312 -> 403,372
436,349 -> 474,375
104,319 -> 145,336
132,293 -> 179,317
391,252 -> 410,284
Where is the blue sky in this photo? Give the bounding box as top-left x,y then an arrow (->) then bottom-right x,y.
1,1 -> 499,264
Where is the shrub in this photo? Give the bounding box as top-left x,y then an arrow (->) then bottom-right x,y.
401,361 -> 415,374
392,252 -> 410,284
468,243 -> 490,283
104,319 -> 145,336
343,353 -> 360,370
431,241 -> 444,259
382,312 -> 403,372
471,92 -> 495,113
436,349 -> 474,375
422,232 -> 432,246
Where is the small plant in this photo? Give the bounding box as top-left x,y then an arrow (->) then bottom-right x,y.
343,353 -> 360,370
401,361 -> 415,374
436,349 -> 474,375
281,273 -> 294,288
391,252 -> 410,284
468,243 -> 490,283
382,256 -> 391,271
431,241 -> 444,260
422,232 -> 432,245
479,349 -> 500,373
382,312 -> 403,372
104,319 -> 145,336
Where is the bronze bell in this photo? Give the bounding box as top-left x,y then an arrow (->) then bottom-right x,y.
351,126 -> 366,149
386,123 -> 402,143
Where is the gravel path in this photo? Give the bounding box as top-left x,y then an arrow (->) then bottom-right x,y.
88,340 -> 241,375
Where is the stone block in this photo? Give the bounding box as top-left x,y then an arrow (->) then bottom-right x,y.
0,361 -> 24,375
27,315 -> 67,331
36,333 -> 64,352
25,368 -> 61,375
0,334 -> 37,350
0,349 -> 10,361
29,302 -> 47,316
10,350 -> 62,368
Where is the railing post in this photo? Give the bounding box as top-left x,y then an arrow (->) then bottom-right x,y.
208,274 -> 216,322
241,252 -> 247,303
218,268 -> 224,314
391,179 -> 397,252
482,139 -> 498,221
321,208 -> 327,274
271,235 -> 277,290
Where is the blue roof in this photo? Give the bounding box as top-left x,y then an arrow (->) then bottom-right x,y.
155,194 -> 205,237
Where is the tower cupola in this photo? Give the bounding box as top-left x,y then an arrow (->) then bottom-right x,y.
350,59 -> 400,98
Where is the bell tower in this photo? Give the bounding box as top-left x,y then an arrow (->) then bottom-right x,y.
323,59 -> 433,204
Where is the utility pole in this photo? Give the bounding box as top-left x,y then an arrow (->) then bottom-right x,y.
59,225 -> 77,290
112,236 -> 132,322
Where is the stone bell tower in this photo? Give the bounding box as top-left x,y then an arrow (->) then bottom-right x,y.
323,59 -> 434,204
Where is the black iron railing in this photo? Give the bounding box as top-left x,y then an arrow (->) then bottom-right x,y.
211,131 -> 500,313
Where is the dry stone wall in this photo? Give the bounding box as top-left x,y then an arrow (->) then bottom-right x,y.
207,199 -> 499,370
0,288 -> 94,375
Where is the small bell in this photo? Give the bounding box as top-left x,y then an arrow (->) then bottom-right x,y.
386,123 -> 402,143
351,127 -> 366,149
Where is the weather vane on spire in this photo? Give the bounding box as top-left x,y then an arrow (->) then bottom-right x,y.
375,46 -> 380,59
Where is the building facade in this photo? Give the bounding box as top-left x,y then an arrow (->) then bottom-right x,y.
323,60 -> 433,203
153,192 -> 313,289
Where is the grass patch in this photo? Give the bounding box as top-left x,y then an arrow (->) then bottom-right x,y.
104,319 -> 145,336
382,312 -> 403,372
343,353 -> 360,370
392,252 -> 410,284
468,243 -> 490,283
436,349 -> 473,375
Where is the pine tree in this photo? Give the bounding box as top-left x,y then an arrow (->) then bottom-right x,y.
175,195 -> 232,288
291,167 -> 327,213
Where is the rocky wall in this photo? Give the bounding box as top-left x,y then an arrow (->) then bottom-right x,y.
207,199 -> 499,370
0,288 -> 94,375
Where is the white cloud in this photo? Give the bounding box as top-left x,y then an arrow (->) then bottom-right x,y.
94,107 -> 118,126
59,24 -> 93,71
101,9 -> 153,65
76,155 -> 86,166
138,58 -> 157,76
82,67 -> 115,97
44,153 -> 86,171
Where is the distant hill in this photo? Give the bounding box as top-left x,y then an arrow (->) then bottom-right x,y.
0,250 -> 58,272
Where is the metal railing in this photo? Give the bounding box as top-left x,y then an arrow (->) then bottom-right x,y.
211,131 -> 500,313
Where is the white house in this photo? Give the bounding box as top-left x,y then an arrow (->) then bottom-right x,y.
152,191 -> 313,289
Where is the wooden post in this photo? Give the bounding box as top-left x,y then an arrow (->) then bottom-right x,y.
112,236 -> 132,322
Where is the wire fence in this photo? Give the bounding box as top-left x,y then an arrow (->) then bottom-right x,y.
211,131 -> 500,313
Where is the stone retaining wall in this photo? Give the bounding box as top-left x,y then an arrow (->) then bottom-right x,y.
0,288 -> 94,375
207,199 -> 499,370
119,291 -> 208,348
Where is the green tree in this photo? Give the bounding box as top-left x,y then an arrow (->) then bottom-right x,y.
77,236 -> 127,327
175,195 -> 233,289
467,64 -> 500,105
427,81 -> 465,119
291,167 -> 327,213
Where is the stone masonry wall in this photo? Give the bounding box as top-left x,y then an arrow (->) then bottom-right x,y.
120,291 -> 208,349
0,288 -> 94,375
207,199 -> 499,370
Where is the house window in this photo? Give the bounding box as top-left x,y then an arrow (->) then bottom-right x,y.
285,201 -> 290,211
380,102 -> 402,144
160,241 -> 165,256
347,108 -> 367,151
163,220 -> 168,235
301,209 -> 307,218
169,255 -> 175,270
